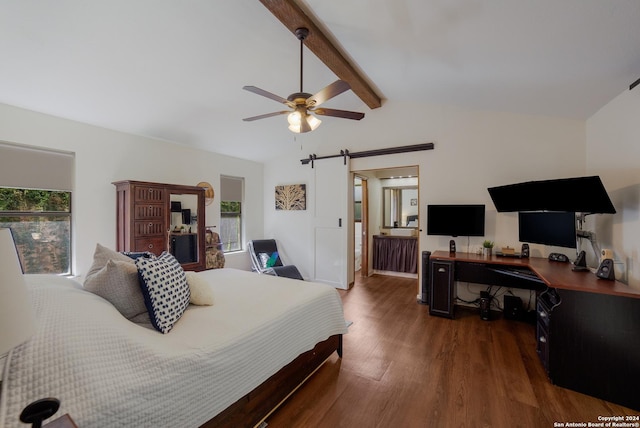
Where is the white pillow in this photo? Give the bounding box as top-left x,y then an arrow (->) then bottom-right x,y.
185,271 -> 214,306
135,252 -> 190,334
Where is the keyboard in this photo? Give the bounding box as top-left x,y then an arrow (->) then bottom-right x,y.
490,267 -> 545,284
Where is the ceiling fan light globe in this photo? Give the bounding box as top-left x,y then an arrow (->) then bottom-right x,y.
307,114 -> 321,131
288,124 -> 301,133
287,111 -> 302,127
287,112 -> 321,133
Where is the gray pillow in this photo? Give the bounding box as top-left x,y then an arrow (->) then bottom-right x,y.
85,243 -> 136,278
84,259 -> 148,321
83,243 -> 148,321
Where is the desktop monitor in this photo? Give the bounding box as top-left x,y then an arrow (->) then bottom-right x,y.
488,176 -> 616,214
518,211 -> 576,248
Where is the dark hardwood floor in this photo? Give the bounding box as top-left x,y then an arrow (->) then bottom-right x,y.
266,274 -> 638,427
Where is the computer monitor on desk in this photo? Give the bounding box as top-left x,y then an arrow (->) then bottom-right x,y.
518,211 -> 576,249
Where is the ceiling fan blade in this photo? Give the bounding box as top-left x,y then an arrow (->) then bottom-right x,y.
314,108 -> 365,121
306,80 -> 351,107
242,111 -> 290,122
242,86 -> 294,107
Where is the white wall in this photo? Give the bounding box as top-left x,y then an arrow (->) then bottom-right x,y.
262,155 -> 316,278
4,84 -> 635,295
264,100 -> 586,301
586,88 -> 640,288
0,103 -> 263,275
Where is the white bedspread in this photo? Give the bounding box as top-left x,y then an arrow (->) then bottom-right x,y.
0,269 -> 347,427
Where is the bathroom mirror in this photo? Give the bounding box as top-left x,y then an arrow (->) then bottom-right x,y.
382,186 -> 418,228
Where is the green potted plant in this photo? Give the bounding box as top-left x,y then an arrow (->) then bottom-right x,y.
482,240 -> 494,257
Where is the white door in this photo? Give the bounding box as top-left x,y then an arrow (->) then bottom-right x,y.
312,156 -> 349,289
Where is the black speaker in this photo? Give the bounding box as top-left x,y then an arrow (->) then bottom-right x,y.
420,251 -> 431,304
449,239 -> 456,253
596,258 -> 615,280
504,295 -> 523,320
479,291 -> 491,320
521,243 -> 529,258
572,250 -> 589,271
549,252 -> 569,262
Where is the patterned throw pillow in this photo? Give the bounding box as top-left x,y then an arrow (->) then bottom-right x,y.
135,252 -> 190,334
121,251 -> 154,260
258,252 -> 270,269
258,252 -> 282,268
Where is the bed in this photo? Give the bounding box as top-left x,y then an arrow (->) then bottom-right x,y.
0,267 -> 347,427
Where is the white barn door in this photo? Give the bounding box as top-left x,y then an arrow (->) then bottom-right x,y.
312,156 -> 349,289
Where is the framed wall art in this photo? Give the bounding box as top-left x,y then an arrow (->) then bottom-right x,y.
275,184 -> 306,210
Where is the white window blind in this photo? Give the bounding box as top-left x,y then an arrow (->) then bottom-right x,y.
220,175 -> 243,202
0,142 -> 74,191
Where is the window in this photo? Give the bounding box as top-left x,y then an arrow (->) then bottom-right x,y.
220,176 -> 243,252
0,142 -> 74,274
0,188 -> 72,274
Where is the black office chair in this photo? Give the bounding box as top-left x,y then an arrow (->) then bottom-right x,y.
247,239 -> 304,280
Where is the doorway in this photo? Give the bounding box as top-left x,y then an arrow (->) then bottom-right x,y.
352,166 -> 419,279
354,176 -> 368,277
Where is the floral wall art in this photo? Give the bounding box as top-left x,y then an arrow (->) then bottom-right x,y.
275,184 -> 306,211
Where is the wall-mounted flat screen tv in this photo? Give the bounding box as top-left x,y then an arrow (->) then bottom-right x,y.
518,211 -> 576,248
427,204 -> 485,237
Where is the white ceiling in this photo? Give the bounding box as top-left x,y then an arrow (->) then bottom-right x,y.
1,0 -> 639,163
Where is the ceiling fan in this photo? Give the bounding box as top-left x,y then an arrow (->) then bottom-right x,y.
242,27 -> 365,133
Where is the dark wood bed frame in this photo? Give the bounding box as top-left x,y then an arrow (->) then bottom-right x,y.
201,334 -> 342,428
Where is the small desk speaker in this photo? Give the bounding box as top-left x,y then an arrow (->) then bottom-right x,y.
596,258 -> 615,280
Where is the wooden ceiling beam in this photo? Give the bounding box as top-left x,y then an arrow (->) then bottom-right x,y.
258,0 -> 382,109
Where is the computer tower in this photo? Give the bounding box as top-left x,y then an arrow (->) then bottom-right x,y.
420,251 -> 431,304
504,295 -> 523,320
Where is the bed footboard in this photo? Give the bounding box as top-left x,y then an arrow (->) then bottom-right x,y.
201,334 -> 342,428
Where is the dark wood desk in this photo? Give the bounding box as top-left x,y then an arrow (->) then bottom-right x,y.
428,251 -> 640,411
